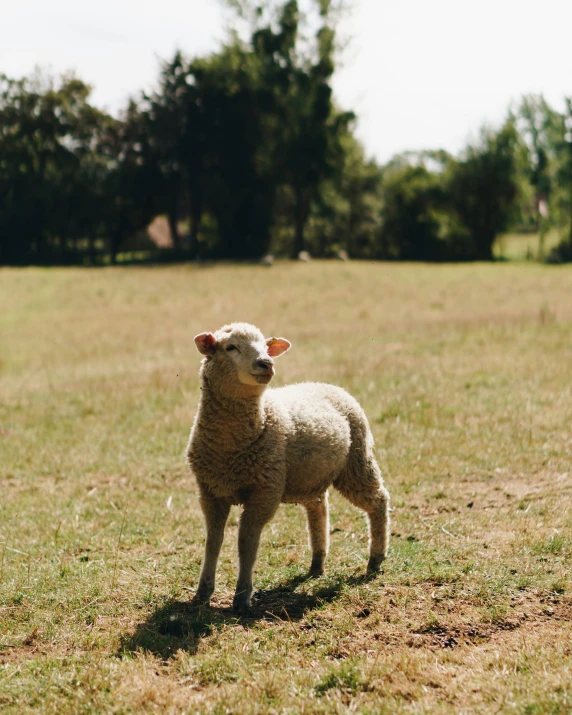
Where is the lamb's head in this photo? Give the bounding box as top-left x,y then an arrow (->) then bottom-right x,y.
194,322 -> 291,397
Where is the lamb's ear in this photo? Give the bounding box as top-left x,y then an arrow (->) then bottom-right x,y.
194,332 -> 218,356
266,337 -> 291,357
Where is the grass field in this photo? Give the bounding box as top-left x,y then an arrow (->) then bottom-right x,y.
1,261 -> 571,714
494,232 -> 561,261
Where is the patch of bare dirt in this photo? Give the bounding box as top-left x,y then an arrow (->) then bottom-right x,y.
459,470 -> 571,509
0,644 -> 42,665
372,594 -> 572,651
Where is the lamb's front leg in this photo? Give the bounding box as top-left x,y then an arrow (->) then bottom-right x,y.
233,491 -> 281,613
194,491 -> 231,604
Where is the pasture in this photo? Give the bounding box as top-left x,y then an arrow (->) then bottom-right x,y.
1,261 -> 571,714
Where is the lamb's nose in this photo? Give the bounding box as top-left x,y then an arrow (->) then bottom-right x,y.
256,358 -> 273,370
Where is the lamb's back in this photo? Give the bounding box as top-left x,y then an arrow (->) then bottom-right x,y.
267,382 -> 365,420
265,382 -> 360,501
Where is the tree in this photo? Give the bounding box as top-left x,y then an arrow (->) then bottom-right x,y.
96,99 -> 161,263
144,53 -> 189,253
447,119 -> 523,261
516,95 -> 560,256
231,0 -> 350,257
306,127 -> 382,258
0,71 -> 110,264
379,156 -> 451,261
190,43 -> 278,259
549,98 -> 572,258
145,51 -> 222,257
144,42 -> 279,260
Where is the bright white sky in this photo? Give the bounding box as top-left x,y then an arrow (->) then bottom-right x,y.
3,0 -> 571,162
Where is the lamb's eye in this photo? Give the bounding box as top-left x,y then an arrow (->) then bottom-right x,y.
226,345 -> 238,352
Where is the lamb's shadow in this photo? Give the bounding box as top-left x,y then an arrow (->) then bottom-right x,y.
120,571 -> 376,660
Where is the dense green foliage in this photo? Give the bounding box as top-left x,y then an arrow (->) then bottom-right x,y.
1,0 -> 572,264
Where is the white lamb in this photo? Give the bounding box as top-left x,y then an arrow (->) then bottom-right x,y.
186,322 -> 390,612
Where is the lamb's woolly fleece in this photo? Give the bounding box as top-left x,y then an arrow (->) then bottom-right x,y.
186,322 -> 390,611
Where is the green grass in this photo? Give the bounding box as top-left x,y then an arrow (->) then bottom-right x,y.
1,260 -> 571,713
494,231 -> 561,261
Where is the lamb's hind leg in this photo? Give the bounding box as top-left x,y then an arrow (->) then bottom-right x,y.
305,492 -> 329,577
364,484 -> 390,573
335,465 -> 390,574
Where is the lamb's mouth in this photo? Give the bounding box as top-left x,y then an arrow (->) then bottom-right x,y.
252,371 -> 274,384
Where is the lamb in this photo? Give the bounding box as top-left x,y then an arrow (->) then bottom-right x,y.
186,322 -> 390,612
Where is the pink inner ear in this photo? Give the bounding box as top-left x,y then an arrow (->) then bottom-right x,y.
194,332 -> 217,355
266,337 -> 291,357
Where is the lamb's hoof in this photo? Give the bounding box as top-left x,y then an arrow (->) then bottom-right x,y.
308,566 -> 324,579
191,596 -> 210,607
192,585 -> 212,605
308,556 -> 325,578
366,555 -> 385,574
232,594 -> 251,614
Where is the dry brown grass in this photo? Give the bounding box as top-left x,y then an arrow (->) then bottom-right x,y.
1,260 -> 571,713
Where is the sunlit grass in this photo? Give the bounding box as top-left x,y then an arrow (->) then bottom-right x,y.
1,260 -> 571,713
495,231 -> 561,260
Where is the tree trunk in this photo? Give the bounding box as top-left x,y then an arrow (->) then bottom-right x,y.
291,188 -> 308,259
188,189 -> 202,259
189,211 -> 201,259
110,234 -> 120,264
474,233 -> 494,261
569,184 -> 572,247
88,232 -> 97,265
167,204 -> 180,252
110,217 -> 122,264
538,224 -> 546,260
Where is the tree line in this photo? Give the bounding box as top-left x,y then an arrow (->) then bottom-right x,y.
1,0 -> 572,266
